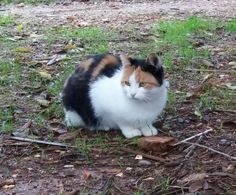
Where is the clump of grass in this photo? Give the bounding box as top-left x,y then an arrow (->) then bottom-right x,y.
224,19 -> 236,32
0,14 -> 14,26
155,17 -> 216,71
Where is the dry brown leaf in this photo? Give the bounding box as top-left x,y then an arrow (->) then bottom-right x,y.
83,171 -> 92,181
178,173 -> 208,184
139,136 -> 177,152
58,132 -> 78,141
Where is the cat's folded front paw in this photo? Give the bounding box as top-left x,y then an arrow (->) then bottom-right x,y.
141,125 -> 158,137
120,127 -> 142,138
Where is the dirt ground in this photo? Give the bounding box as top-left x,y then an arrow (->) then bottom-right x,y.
0,0 -> 236,195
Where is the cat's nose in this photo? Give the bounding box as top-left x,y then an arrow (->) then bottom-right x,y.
131,93 -> 136,98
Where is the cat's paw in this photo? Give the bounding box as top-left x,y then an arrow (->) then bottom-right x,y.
120,127 -> 142,138
140,125 -> 158,136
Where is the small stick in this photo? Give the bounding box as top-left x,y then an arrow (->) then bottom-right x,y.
184,141 -> 236,160
185,68 -> 236,73
10,136 -> 75,148
214,109 -> 236,114
120,148 -> 166,162
101,175 -> 115,195
173,129 -> 213,146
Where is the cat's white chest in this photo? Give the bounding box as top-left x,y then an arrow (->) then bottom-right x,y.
89,72 -> 167,129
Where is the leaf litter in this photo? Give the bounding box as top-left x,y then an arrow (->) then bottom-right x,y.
1,1 -> 236,194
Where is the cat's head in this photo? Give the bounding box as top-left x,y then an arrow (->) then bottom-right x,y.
120,53 -> 164,101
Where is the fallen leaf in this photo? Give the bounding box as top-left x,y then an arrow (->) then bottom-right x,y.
225,83 -> 236,90
35,96 -> 50,107
15,47 -> 32,53
83,171 -> 92,181
16,3 -> 25,8
38,71 -> 52,80
115,172 -> 123,177
47,54 -> 67,65
135,154 -> 143,159
58,132 -> 78,141
66,16 -> 75,23
0,178 -> 15,188
178,173 -> 208,184
17,23 -> 23,33
49,122 -> 67,134
64,165 -> 74,168
194,108 -> 202,118
139,136 -> 177,152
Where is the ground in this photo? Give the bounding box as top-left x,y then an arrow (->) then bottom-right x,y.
0,0 -> 236,194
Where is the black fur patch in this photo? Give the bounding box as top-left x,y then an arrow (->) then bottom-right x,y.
62,53 -> 121,128
130,59 -> 164,85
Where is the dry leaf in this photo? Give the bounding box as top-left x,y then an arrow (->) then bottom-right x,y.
49,122 -> 67,134
83,171 -> 92,181
139,136 -> 177,152
35,97 -> 50,107
15,47 -> 32,53
38,71 -> 52,80
225,83 -> 236,90
178,173 -> 208,184
58,132 -> 78,141
47,54 -> 67,65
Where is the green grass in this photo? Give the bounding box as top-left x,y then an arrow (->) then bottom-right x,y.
0,14 -> 14,26
224,19 -> 236,32
154,17 -> 216,71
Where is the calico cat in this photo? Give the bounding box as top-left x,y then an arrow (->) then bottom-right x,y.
62,53 -> 168,138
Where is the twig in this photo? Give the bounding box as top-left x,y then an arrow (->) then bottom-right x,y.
173,129 -> 213,146
214,109 -> 236,114
184,141 -> 236,160
184,136 -> 202,158
185,68 -> 236,73
101,175 -> 115,195
10,136 -> 75,148
120,148 -> 166,162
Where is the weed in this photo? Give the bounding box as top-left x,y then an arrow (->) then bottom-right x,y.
0,14 -> 14,26
154,17 -> 216,71
224,19 -> 236,32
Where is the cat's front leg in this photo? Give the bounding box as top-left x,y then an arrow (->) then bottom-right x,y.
140,124 -> 158,137
118,125 -> 142,138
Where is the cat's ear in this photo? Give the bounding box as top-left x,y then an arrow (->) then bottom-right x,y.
146,53 -> 161,69
120,54 -> 131,67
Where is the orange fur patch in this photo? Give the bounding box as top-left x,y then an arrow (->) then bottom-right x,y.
92,54 -> 119,79
79,58 -> 94,72
121,66 -> 159,88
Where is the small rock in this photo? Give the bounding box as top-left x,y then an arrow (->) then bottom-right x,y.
16,3 -> 25,7
219,139 -> 231,146
138,160 -> 152,166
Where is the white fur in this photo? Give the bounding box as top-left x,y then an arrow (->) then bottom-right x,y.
64,110 -> 85,127
89,69 -> 168,138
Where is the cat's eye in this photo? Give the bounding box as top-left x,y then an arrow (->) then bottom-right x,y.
139,82 -> 145,87
124,81 -> 130,86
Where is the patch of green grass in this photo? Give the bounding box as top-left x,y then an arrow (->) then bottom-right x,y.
0,107 -> 14,132
224,19 -> 236,32
2,0 -> 55,5
0,14 -> 14,26
155,17 -> 217,71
